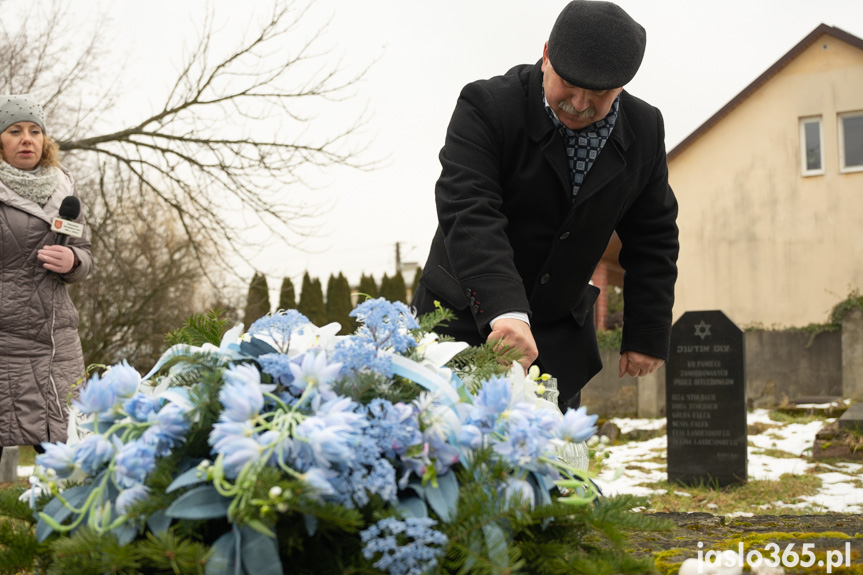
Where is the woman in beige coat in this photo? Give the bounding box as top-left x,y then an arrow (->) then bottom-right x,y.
0,95 -> 93,464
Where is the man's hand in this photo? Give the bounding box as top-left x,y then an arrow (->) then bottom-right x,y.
618,350 -> 664,378
487,318 -> 538,373
38,245 -> 76,274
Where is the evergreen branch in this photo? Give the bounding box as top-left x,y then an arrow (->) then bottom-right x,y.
164,308 -> 234,348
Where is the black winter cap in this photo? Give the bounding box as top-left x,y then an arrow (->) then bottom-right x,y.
547,0 -> 646,90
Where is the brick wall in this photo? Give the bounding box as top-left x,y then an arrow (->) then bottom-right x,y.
591,263 -> 608,331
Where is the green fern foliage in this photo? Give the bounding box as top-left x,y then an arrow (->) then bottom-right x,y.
165,309 -> 232,348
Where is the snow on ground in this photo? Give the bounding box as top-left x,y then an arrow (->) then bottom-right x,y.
591,409 -> 863,513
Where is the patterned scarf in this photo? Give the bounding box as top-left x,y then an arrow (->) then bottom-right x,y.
543,89 -> 620,200
0,159 -> 58,206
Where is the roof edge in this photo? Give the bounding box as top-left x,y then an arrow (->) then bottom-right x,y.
668,24 -> 863,162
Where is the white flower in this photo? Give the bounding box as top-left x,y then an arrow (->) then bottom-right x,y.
19,476 -> 51,509
506,362 -> 559,414
286,322 -> 342,358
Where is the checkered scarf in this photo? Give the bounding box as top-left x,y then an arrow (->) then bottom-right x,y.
543,89 -> 620,200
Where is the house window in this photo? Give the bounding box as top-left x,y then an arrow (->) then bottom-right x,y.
839,111 -> 863,173
800,117 -> 823,176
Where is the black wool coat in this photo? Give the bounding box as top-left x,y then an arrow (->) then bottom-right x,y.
412,61 -> 679,405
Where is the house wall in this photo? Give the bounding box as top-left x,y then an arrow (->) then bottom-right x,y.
668,34 -> 863,328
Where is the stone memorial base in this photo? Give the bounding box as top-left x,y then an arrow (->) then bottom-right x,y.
775,396 -> 847,418
812,420 -> 863,461
0,446 -> 20,484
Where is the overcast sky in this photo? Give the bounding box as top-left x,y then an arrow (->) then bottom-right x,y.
68,0 -> 863,296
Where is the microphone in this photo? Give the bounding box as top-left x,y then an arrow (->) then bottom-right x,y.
52,196 -> 83,246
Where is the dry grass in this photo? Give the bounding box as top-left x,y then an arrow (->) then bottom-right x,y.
640,473 -> 823,515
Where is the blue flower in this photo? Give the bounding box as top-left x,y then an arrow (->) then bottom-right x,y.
457,424 -> 483,449
153,402 -> 190,441
288,350 -> 342,402
351,298 -> 419,354
72,434 -> 115,476
351,459 -> 397,507
217,436 -> 263,479
317,396 -> 367,429
469,376 -> 513,430
36,442 -> 76,478
493,409 -> 549,470
364,399 -> 422,459
423,428 -> 461,475
209,420 -> 255,452
332,338 -> 393,378
296,417 -> 359,470
360,517 -> 448,575
219,363 -> 265,422
291,398 -> 367,470
559,406 -> 598,443
103,360 -> 141,399
114,440 -> 157,489
257,353 -> 297,386
501,477 -> 536,510
301,466 -> 337,498
248,310 -> 310,351
141,403 -> 190,456
116,484 -> 150,515
73,373 -> 118,419
124,393 -> 161,422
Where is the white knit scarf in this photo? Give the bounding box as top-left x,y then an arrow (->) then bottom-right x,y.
0,160 -> 58,206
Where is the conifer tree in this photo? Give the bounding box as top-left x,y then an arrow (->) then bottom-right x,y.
358,273 -> 378,300
380,271 -> 408,303
391,270 -> 408,303
243,273 -> 271,327
298,272 -> 327,326
326,273 -> 355,334
379,273 -> 391,302
410,265 -> 423,299
278,276 -> 297,310
325,274 -> 339,323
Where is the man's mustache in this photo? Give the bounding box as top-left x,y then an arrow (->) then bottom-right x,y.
558,100 -> 595,118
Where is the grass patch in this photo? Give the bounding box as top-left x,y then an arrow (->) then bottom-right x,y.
639,454 -> 667,465
640,473 -> 822,515
748,421 -> 780,435
750,447 -> 801,459
764,430 -> 790,442
621,426 -> 667,443
17,446 -> 36,467
768,410 -> 829,425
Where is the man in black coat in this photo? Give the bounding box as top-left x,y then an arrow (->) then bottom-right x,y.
412,0 -> 679,408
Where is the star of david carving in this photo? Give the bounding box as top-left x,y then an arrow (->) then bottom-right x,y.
694,320 -> 711,341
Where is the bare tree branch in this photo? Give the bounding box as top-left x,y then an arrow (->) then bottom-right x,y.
2,0 -> 378,366
5,0 -> 379,274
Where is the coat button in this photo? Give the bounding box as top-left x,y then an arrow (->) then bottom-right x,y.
465,288 -> 472,298
559,232 -> 570,240
540,273 -> 550,284
471,304 -> 479,313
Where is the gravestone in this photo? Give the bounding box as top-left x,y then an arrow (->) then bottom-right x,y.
666,311 -> 747,486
